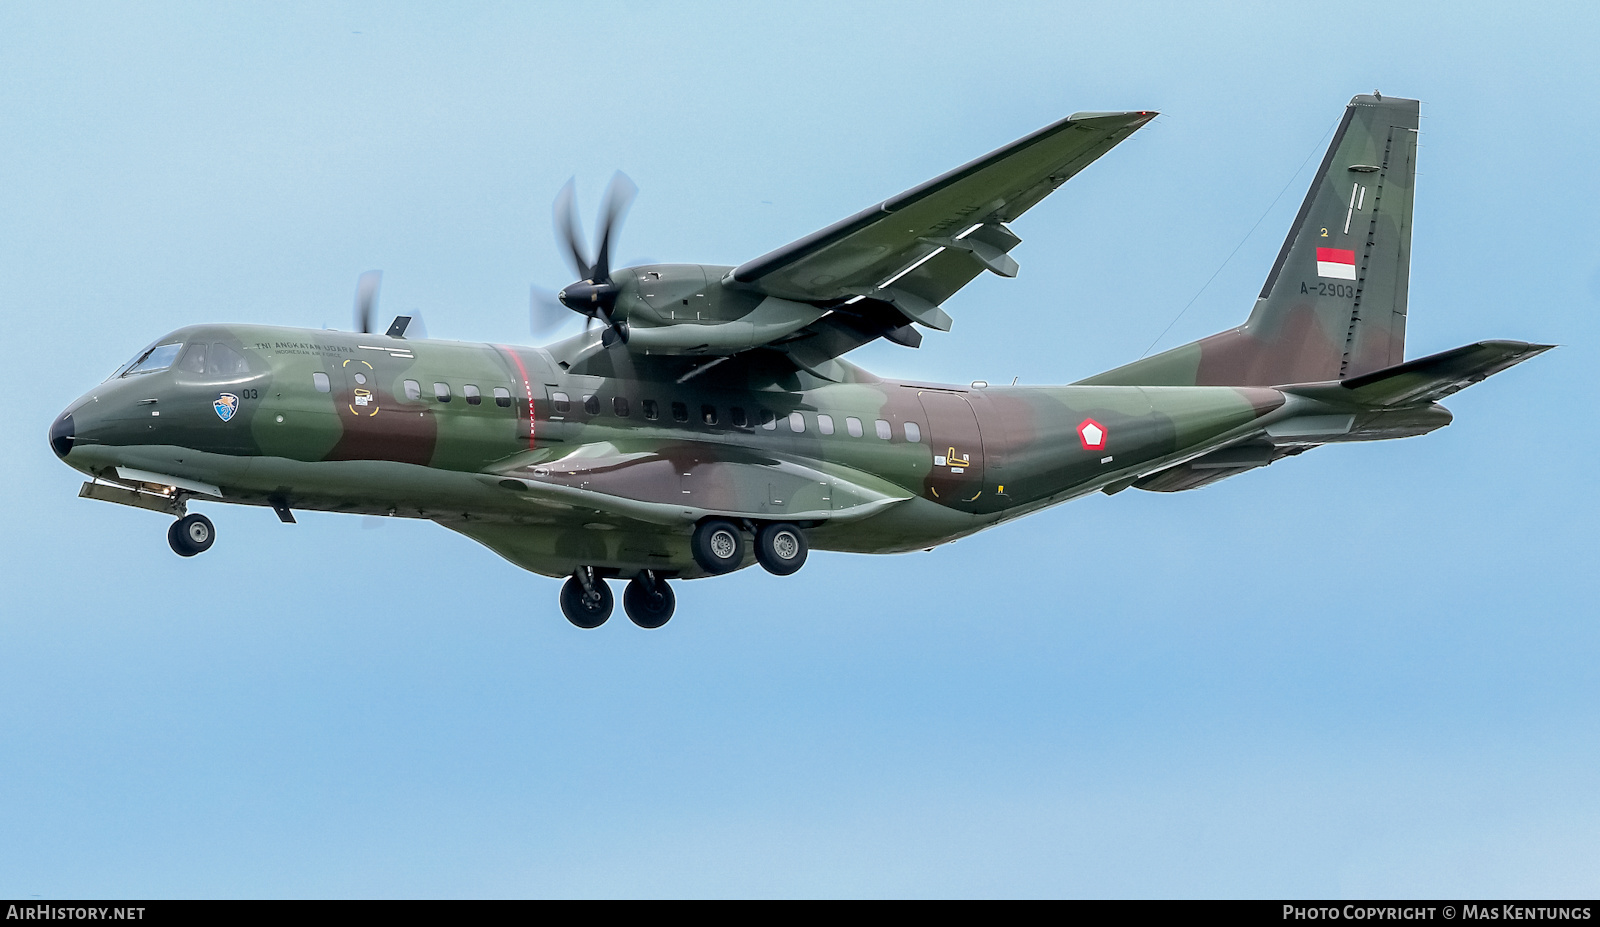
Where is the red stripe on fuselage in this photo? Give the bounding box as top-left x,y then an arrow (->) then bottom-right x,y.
498,344 -> 537,450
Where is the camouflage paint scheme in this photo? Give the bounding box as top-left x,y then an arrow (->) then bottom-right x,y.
51,95 -> 1551,584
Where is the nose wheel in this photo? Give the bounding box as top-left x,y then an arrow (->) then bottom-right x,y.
623,573 -> 676,628
167,513 -> 215,557
559,569 -> 613,628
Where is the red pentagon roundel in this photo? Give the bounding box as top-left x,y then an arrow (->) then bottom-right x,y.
1078,418 -> 1107,451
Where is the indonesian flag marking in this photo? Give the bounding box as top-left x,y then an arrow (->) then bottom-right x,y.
1316,247 -> 1357,280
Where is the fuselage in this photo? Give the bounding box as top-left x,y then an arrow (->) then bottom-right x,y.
52,323 -> 1291,578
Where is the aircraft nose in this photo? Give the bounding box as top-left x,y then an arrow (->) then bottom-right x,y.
49,411 -> 74,459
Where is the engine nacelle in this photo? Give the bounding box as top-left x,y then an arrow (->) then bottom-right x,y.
608,264 -> 826,355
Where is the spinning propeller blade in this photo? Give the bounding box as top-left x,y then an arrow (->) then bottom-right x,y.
547,173 -> 636,345
530,285 -> 575,337
354,270 -> 381,334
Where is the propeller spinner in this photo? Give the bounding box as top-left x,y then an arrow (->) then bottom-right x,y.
552,173 -> 636,345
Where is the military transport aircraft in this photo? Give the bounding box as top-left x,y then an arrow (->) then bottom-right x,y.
50,93 -> 1550,629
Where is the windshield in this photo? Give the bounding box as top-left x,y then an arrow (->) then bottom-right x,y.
119,342 -> 183,377
174,342 -> 250,378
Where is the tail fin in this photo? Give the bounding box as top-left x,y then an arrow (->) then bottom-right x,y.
1085,93 -> 1421,387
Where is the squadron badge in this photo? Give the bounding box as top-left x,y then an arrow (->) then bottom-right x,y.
214,392 -> 240,422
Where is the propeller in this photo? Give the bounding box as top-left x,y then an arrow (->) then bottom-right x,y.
552,173 -> 636,345
353,270 -> 381,334
530,284 -> 572,338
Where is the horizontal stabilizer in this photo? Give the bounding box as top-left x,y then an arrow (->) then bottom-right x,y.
1289,340 -> 1554,408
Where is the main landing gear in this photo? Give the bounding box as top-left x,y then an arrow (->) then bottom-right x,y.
622,572 -> 675,629
167,513 -> 215,557
559,521 -> 809,629
691,518 -> 809,576
754,522 -> 808,576
559,569 -> 679,629
559,568 -> 613,628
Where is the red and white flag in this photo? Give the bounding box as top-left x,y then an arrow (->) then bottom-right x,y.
1316,247 -> 1357,280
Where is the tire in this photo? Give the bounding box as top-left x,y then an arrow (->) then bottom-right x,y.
168,514 -> 215,557
755,522 -> 808,576
559,573 -> 612,628
690,519 -> 744,575
623,576 -> 676,629
167,520 -> 193,557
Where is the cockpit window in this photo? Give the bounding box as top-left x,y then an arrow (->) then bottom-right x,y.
176,343 -> 207,374
207,343 -> 249,377
121,342 -> 183,377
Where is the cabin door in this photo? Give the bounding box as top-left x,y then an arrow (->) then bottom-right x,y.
915,389 -> 986,510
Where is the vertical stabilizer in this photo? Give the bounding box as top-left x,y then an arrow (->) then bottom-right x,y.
1084,94 -> 1421,387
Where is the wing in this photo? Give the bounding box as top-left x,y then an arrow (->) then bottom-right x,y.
551,111 -> 1155,380
733,110 -> 1156,316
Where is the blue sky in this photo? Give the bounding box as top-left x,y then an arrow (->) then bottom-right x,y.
2,1 -> 1596,898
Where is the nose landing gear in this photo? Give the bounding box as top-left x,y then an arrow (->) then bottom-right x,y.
167,513 -> 215,557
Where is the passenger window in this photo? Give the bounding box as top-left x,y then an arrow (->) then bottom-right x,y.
434,382 -> 451,402
760,409 -> 776,431
643,399 -> 659,421
551,392 -> 570,414
671,401 -> 688,423
312,372 -> 330,393
493,387 -> 511,408
904,422 -> 922,443
614,396 -> 630,417
463,384 -> 481,405
875,419 -> 891,440
817,414 -> 834,435
177,344 -> 207,374
731,407 -> 747,428
584,395 -> 599,415
846,416 -> 863,437
208,343 -> 249,377
403,379 -> 422,401
702,405 -> 718,425
789,412 -> 805,433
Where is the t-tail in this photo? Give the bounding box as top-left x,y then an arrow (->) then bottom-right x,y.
1083,93 -> 1548,393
